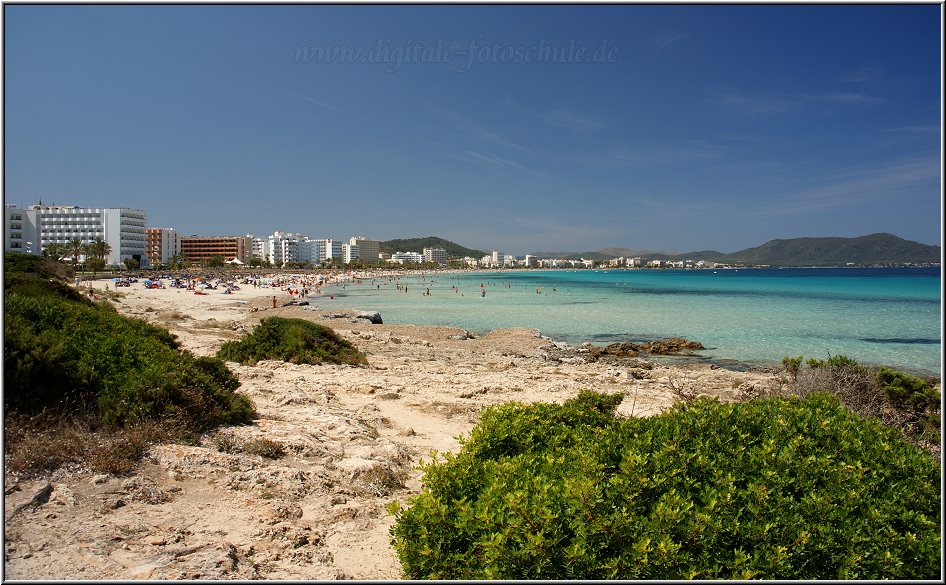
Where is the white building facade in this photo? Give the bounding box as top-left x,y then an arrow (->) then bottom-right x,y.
342,244 -> 360,264
391,251 -> 424,264
6,205 -> 147,265
349,237 -> 380,264
4,205 -> 41,255
423,247 -> 448,265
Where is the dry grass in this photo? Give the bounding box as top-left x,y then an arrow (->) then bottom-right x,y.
3,413 -> 185,477
211,433 -> 286,459
157,310 -> 189,321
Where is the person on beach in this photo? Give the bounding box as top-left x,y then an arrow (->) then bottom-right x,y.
272,296 -> 277,308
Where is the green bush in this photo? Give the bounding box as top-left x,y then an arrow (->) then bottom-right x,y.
876,368 -> 941,441
4,291 -> 252,429
4,255 -> 255,472
390,392 -> 940,579
876,368 -> 940,414
806,354 -> 862,371
781,355 -> 803,380
777,355 -> 940,449
217,316 -> 367,366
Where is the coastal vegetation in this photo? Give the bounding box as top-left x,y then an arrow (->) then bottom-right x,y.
217,316 -> 368,366
389,390 -> 941,579
3,254 -> 255,475
758,355 -> 941,451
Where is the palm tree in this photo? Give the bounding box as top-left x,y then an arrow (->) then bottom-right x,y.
168,253 -> 185,271
89,238 -> 112,264
66,238 -> 85,269
44,242 -> 65,261
81,242 -> 95,262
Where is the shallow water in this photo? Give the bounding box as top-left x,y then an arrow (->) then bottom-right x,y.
323,267 -> 941,376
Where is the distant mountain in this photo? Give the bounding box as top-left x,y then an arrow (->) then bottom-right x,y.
380,236 -> 485,259
530,234 -> 939,266
662,233 -> 941,266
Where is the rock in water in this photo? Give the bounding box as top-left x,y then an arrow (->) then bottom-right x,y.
356,311 -> 383,324
639,337 -> 704,354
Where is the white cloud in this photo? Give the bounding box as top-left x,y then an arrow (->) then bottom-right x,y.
650,30 -> 690,53
710,89 -> 884,114
291,92 -> 342,113
842,67 -> 879,83
745,153 -> 941,216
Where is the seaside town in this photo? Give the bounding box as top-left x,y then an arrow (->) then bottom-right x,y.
4,203 -> 738,270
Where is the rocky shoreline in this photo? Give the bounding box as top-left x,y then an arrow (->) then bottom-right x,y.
4,282 -> 782,580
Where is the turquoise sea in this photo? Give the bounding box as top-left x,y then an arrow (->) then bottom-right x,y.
324,267 -> 941,376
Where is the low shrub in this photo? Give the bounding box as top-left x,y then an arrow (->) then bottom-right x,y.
3,254 -> 255,474
217,316 -> 367,366
876,367 -> 941,442
781,355 -> 803,380
774,355 -> 940,450
390,392 -> 940,579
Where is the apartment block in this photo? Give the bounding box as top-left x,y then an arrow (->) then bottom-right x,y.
349,237 -> 381,264
180,236 -> 251,263
146,227 -> 182,267
423,247 -> 448,265
391,251 -> 424,264
4,205 -> 40,255
343,243 -> 360,264
6,204 -> 147,265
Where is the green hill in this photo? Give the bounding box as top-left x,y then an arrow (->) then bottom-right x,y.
712,233 -> 939,266
634,233 -> 939,266
380,236 -> 485,259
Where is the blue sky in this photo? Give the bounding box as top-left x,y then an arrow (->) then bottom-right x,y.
3,4 -> 941,255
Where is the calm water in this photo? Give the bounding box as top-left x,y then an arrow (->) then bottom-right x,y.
323,268 -> 941,376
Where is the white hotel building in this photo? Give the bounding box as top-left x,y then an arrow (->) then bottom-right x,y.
4,204 -> 147,266
423,247 -> 448,266
250,233 -> 347,266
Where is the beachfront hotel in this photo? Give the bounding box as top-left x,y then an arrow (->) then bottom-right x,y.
423,247 -> 448,266
146,227 -> 182,268
350,237 -> 381,264
342,243 -> 360,264
180,235 -> 251,263
4,205 -> 40,255
4,204 -> 147,266
391,251 -> 424,264
249,233 -> 351,266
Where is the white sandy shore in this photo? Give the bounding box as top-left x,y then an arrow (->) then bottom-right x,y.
4,278 -> 781,580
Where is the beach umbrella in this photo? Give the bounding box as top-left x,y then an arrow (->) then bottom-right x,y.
112,277 -> 121,282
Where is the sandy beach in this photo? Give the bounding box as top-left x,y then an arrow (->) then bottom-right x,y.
4,277 -> 781,580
